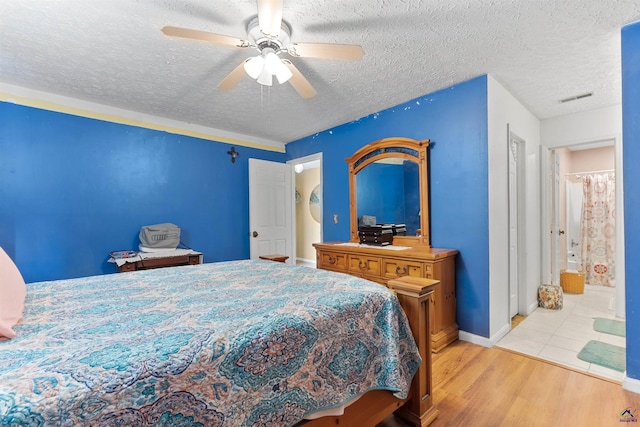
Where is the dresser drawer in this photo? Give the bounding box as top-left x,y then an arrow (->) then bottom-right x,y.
317,251 -> 348,272
348,254 -> 381,276
382,258 -> 423,279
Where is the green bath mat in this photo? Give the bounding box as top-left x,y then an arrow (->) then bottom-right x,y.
593,318 -> 626,337
577,340 -> 626,372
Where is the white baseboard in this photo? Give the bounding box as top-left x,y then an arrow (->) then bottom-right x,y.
490,323 -> 511,346
459,323 -> 512,349
296,257 -> 316,265
622,373 -> 640,395
458,330 -> 494,348
524,301 -> 539,316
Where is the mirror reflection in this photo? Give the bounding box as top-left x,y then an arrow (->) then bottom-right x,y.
356,158 -> 420,236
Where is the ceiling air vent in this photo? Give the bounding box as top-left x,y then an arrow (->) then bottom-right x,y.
560,92 -> 593,103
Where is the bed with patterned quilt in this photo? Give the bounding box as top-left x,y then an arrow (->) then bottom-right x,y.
0,259 -> 421,426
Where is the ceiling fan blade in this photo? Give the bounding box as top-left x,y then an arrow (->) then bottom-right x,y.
282,60 -> 317,99
218,61 -> 248,92
257,0 -> 283,37
161,26 -> 249,48
288,42 -> 364,60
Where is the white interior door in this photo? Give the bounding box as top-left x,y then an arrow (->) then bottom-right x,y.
508,133 -> 519,318
540,145 -> 551,285
540,146 -> 560,285
249,159 -> 294,264
550,150 -> 561,285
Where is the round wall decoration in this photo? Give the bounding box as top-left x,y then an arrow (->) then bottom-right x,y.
309,184 -> 321,223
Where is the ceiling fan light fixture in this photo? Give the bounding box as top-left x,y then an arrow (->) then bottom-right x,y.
163,3 -> 362,99
257,68 -> 273,86
264,50 -> 281,74
263,49 -> 293,84
274,63 -> 293,84
244,55 -> 265,79
247,48 -> 291,86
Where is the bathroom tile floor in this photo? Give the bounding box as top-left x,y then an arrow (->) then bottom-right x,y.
496,284 -> 625,382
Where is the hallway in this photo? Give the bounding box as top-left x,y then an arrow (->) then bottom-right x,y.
497,284 -> 625,381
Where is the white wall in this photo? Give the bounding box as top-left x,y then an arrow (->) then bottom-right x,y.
541,104 -> 622,148
487,75 -> 541,342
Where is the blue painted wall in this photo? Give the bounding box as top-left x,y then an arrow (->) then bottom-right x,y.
622,21 -> 640,382
286,76 -> 490,337
356,161 -> 420,235
357,163 -> 405,224
0,102 -> 284,283
403,161 -> 420,236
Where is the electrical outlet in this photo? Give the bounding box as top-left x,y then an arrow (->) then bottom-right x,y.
333,214 -> 338,224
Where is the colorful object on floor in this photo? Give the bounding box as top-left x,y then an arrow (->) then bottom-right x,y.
593,318 -> 626,337
577,340 -> 626,372
537,284 -> 563,310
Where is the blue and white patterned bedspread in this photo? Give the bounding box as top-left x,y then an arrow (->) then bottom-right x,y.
0,260 -> 420,426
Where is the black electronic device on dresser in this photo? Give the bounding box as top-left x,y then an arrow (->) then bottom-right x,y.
390,223 -> 407,236
358,224 -> 407,246
358,224 -> 393,245
358,223 -> 407,246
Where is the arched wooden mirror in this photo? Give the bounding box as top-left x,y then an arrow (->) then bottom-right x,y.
346,137 -> 431,247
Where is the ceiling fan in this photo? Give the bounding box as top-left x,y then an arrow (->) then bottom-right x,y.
161,0 -> 364,99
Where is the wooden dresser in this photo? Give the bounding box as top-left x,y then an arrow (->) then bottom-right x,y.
314,242 -> 458,353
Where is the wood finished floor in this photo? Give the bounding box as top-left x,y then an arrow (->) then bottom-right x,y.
378,340 -> 640,427
511,314 -> 526,329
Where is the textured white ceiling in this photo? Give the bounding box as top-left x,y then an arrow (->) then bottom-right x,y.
1,0 -> 639,144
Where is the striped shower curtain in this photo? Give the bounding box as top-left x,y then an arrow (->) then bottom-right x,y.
581,173 -> 616,287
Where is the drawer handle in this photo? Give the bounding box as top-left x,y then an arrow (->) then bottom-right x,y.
358,260 -> 368,270
328,256 -> 337,265
395,266 -> 407,276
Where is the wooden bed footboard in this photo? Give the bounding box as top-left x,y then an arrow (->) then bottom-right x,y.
389,277 -> 439,427
301,277 -> 440,427
299,389 -> 408,427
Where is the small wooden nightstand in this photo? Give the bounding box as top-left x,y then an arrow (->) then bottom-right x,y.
111,251 -> 202,272
117,254 -> 201,272
259,254 -> 289,263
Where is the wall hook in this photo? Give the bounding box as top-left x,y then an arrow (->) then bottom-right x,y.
227,147 -> 239,163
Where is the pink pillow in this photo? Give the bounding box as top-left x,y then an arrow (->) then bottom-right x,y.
0,247 -> 26,339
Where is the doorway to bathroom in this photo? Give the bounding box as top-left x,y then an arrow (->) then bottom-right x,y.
555,143 -> 617,290
288,153 -> 322,267
498,138 -> 626,381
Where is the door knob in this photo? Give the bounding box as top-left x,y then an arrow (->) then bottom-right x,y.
252,231 -> 259,238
